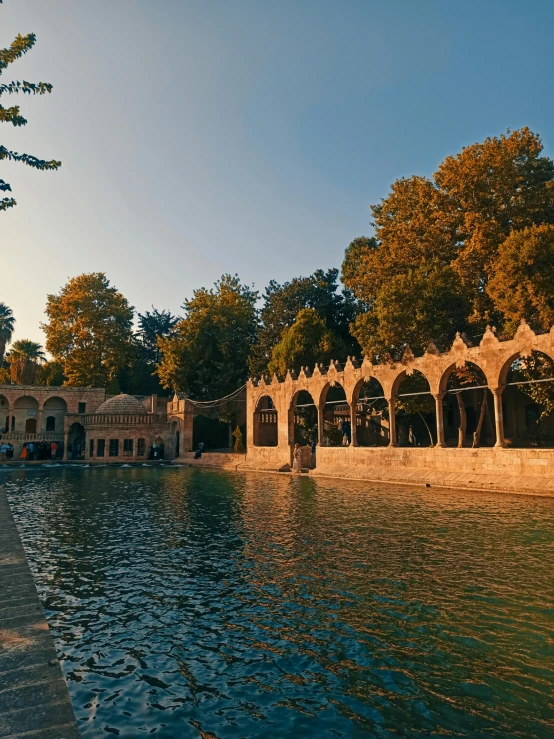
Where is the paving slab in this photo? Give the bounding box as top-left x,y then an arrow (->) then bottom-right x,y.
0,485 -> 80,739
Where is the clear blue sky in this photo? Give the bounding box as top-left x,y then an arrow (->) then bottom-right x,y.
2,0 -> 554,346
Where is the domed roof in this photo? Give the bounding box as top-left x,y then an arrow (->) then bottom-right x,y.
96,393 -> 146,414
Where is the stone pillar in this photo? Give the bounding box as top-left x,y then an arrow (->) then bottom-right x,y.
37,405 -> 44,434
434,393 -> 446,448
350,402 -> 358,446
63,431 -> 69,460
387,396 -> 397,447
8,406 -> 14,433
492,387 -> 506,448
317,403 -> 325,445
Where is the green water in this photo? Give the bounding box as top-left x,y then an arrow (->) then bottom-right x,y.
4,467 -> 554,737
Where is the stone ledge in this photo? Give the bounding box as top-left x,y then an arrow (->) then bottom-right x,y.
0,485 -> 80,738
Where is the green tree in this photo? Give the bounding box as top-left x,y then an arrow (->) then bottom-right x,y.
343,128 -> 554,330
0,3 -> 61,211
352,261 -> 471,361
137,307 -> 180,365
249,268 -> 358,376
37,360 -> 65,386
268,308 -> 347,377
6,338 -> 45,384
42,273 -> 135,388
487,224 -> 554,334
157,274 -> 258,399
0,301 -> 15,360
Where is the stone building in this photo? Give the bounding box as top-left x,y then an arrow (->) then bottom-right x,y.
0,386 -> 185,462
83,394 -> 170,462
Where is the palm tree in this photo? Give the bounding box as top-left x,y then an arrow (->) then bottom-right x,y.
0,303 -> 15,361
6,340 -> 46,385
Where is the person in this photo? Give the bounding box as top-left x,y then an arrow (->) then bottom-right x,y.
194,442 -> 205,460
310,439 -> 317,469
409,425 -> 418,446
342,419 -> 351,446
293,442 -> 302,473
0,442 -> 6,462
51,441 -> 58,460
27,441 -> 34,461
20,444 -> 28,461
7,443 -> 13,461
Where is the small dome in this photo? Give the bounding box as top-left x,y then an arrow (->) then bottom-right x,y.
96,394 -> 146,414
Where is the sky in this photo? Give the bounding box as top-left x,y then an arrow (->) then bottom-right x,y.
2,0 -> 554,347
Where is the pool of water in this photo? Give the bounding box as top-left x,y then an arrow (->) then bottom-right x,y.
4,467 -> 554,737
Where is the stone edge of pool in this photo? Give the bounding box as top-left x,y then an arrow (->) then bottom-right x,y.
177,453 -> 554,497
0,484 -> 81,738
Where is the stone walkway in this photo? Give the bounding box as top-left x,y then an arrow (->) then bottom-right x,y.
0,486 -> 80,738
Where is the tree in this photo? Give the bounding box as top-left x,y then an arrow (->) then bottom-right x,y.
268,308 -> 347,377
343,128 -> 554,330
6,339 -> 45,384
137,308 -> 180,365
0,301 -> 15,360
157,274 -> 258,399
249,268 -> 359,376
487,225 -> 554,334
351,261 -> 471,361
0,4 -> 61,211
42,273 -> 135,388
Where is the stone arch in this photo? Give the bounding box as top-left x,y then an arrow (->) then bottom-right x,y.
169,418 -> 181,458
353,376 -> 388,447
254,394 -> 278,447
320,380 -> 351,446
68,422 -> 85,459
13,395 -> 38,434
0,394 -> 9,432
500,350 -> 554,447
394,369 -> 434,447
43,396 -> 67,433
441,361 -> 494,447
289,389 -> 318,446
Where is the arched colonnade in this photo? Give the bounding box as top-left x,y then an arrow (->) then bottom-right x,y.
247,321 -> 554,458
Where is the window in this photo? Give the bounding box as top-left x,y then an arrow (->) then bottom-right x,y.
123,439 -> 134,456
137,438 -> 146,457
78,402 -> 86,414
109,439 -> 119,457
97,439 -> 105,457
46,416 -> 56,432
89,439 -> 94,457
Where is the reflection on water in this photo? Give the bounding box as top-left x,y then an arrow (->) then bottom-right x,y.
5,468 -> 554,738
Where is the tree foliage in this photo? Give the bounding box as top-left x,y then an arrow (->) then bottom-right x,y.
0,5 -> 61,211
42,273 -> 135,388
157,274 -> 258,399
249,268 -> 358,376
487,224 -> 554,334
137,307 -> 180,365
6,338 -> 45,384
267,308 -> 347,377
0,301 -> 15,360
351,261 -> 471,360
343,128 -> 554,353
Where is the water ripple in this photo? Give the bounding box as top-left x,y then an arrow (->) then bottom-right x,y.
5,467 -> 554,737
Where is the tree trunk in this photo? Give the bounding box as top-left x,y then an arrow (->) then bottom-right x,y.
418,412 -> 434,447
472,390 -> 488,448
456,393 -> 466,447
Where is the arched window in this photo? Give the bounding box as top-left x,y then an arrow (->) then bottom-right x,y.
25,418 -> 37,434
254,396 -> 278,446
137,438 -> 146,457
46,416 -> 56,431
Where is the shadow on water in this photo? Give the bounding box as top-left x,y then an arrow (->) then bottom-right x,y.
4,466 -> 554,738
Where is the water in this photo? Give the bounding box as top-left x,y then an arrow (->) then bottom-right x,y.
4,467 -> 554,738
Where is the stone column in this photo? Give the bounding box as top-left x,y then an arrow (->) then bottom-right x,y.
37,405 -> 44,434
434,393 -> 446,448
63,431 -> 69,460
387,396 -> 397,447
350,402 -> 358,447
8,406 -> 14,433
317,403 -> 325,445
492,387 -> 506,448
